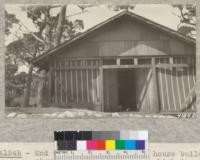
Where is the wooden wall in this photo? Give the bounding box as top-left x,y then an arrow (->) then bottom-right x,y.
48,15 -> 196,113
54,16 -> 195,60
49,59 -> 102,111
157,67 -> 196,113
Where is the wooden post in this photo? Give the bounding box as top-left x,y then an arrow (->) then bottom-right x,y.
117,58 -> 120,65
150,57 -> 160,113
99,59 -> 104,111
134,57 -> 138,65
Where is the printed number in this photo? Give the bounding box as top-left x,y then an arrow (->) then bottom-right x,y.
177,113 -> 196,119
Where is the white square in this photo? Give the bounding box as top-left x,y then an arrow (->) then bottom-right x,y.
77,141 -> 87,150
138,131 -> 148,140
128,131 -> 139,139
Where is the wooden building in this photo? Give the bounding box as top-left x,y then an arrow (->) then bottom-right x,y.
32,11 -> 196,113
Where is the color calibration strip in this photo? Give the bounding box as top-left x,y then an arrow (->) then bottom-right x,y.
56,139 -> 145,150
54,131 -> 148,151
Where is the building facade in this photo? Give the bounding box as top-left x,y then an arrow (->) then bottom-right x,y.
32,11 -> 196,113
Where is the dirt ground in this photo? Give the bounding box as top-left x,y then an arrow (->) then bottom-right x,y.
2,107 -> 200,143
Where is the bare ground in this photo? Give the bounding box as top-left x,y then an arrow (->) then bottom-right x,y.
2,107 -> 200,143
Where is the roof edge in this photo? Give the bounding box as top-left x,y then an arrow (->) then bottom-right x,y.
32,11 -> 196,67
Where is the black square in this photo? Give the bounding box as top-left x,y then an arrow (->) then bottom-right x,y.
66,141 -> 77,150
54,132 -> 64,140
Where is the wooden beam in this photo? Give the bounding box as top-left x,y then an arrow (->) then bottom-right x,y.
103,64 -> 152,69
150,57 -> 160,113
52,66 -> 99,70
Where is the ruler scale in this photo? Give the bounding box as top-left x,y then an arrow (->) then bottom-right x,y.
55,151 -> 148,160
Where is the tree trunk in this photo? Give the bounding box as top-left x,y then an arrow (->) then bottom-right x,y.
37,70 -> 47,108
36,8 -> 52,108
22,64 -> 34,107
36,5 -> 67,108
54,5 -> 67,46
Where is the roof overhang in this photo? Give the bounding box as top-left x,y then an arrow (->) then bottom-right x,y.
32,11 -> 196,70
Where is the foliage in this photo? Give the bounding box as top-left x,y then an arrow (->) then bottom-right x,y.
5,5 -> 85,107
108,5 -> 135,11
6,33 -> 42,65
21,5 -> 84,48
173,5 -> 196,37
5,10 -> 19,35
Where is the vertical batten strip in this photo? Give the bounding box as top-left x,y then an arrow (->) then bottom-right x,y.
96,61 -> 100,102
54,62 -> 58,104
193,66 -> 196,85
76,69 -> 78,103
192,66 -> 196,110
158,59 -> 165,111
175,59 -> 182,110
86,68 -> 89,103
65,60 -> 68,104
100,59 -> 104,111
187,68 -> 194,110
164,60 -> 170,111
180,59 -> 187,111
170,57 -> 176,111
91,61 -> 94,103
49,63 -> 52,104
71,69 -> 73,102
170,69 -> 176,111
60,62 -> 62,104
81,69 -> 84,102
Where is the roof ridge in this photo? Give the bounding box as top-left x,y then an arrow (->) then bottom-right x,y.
32,10 -> 195,67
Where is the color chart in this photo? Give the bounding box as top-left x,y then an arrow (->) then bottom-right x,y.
54,131 -> 148,160
54,131 -> 148,151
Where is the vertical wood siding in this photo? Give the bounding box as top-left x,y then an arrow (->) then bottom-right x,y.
50,60 -> 101,110
47,17 -> 195,113
157,66 -> 196,112
54,18 -> 194,60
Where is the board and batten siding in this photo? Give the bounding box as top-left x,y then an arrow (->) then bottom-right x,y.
48,16 -> 195,113
49,59 -> 102,111
54,17 -> 194,60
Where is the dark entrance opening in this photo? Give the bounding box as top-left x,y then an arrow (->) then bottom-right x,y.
118,69 -> 137,112
103,68 -> 151,112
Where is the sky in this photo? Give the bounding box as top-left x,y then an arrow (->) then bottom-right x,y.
5,4 -> 181,43
5,4 -> 182,73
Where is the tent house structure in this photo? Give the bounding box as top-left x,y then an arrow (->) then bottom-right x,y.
32,11 -> 196,113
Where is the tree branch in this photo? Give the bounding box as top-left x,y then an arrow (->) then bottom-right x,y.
18,22 -> 46,44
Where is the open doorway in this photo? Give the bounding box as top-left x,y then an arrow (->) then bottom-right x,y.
118,69 -> 137,112
103,68 -> 151,112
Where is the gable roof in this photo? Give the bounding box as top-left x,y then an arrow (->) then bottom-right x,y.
32,11 -> 195,68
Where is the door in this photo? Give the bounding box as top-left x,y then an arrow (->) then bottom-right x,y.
103,70 -> 119,112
